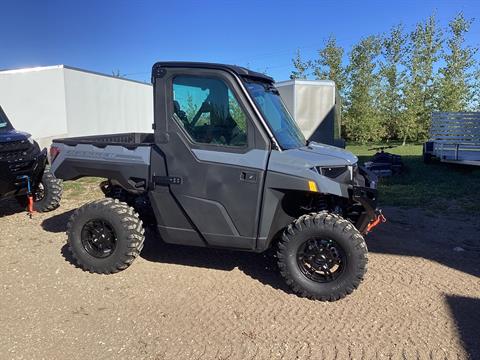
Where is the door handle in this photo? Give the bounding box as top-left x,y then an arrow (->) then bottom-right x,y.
240,171 -> 257,183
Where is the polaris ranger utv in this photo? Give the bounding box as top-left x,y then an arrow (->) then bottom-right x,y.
50,62 -> 383,301
0,105 -> 62,213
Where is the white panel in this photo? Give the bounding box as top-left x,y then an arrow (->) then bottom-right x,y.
63,68 -> 153,137
0,66 -> 68,148
295,83 -> 335,139
275,82 -> 295,115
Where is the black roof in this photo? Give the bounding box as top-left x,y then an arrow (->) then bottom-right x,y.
152,61 -> 273,83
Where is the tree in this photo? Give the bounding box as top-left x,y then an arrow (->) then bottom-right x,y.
290,49 -> 310,79
312,36 -> 346,93
401,15 -> 443,143
437,13 -> 478,112
378,25 -> 406,140
473,67 -> 480,111
344,36 -> 383,143
111,69 -> 125,78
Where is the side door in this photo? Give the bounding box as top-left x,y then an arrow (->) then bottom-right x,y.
152,67 -> 271,249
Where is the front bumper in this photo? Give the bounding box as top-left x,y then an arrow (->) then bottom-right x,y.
0,148 -> 47,199
351,166 -> 384,234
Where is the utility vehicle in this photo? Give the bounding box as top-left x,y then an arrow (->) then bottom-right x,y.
50,62 -> 383,301
0,105 -> 62,213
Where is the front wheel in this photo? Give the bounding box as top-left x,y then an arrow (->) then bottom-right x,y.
17,167 -> 63,212
67,198 -> 145,274
277,212 -> 368,301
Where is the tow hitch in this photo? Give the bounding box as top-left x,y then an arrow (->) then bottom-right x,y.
365,210 -> 386,234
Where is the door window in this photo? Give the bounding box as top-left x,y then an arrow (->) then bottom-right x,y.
172,76 -> 248,147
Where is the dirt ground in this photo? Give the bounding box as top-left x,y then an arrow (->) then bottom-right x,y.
1,192 -> 479,360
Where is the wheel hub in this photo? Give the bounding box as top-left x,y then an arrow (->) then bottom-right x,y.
297,238 -> 346,283
81,219 -> 117,258
34,182 -> 46,202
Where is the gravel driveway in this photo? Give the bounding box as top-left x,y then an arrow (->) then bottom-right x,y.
1,193 -> 479,360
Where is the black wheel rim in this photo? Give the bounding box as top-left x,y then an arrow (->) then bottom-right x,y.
296,238 -> 346,283
34,182 -> 46,202
81,219 -> 117,258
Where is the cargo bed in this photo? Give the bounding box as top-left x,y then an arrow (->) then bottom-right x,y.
51,133 -> 154,192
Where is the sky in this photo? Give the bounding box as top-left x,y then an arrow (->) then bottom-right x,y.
0,0 -> 479,83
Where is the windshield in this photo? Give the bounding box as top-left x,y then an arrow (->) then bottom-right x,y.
0,109 -> 11,131
245,80 -> 306,150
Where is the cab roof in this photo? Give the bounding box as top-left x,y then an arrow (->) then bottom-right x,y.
152,61 -> 274,83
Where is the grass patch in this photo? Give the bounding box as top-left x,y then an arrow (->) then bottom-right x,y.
347,143 -> 480,212
63,177 -> 104,198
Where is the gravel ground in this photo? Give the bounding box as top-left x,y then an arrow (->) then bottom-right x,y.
1,192 -> 479,360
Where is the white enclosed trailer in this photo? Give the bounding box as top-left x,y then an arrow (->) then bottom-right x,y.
275,79 -> 344,147
0,65 -> 153,149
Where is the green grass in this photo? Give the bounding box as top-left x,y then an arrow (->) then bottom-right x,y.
347,143 -> 480,212
63,177 -> 104,198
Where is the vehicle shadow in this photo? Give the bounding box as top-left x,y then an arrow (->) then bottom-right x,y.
49,213 -> 291,294
445,295 -> 480,360
367,207 -> 480,279
41,209 -> 75,233
140,229 -> 292,294
0,198 -> 26,218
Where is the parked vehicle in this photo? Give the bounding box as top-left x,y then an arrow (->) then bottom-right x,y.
50,62 -> 383,301
423,112 -> 480,166
0,106 -> 62,213
364,145 -> 404,177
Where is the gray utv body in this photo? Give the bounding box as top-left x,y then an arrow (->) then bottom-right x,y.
51,62 -> 378,252
50,62 -> 382,301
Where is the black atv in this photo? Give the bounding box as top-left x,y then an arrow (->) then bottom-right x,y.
0,105 -> 63,213
364,145 -> 404,177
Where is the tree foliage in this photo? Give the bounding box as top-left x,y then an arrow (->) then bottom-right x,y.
290,49 -> 310,79
402,14 -> 443,142
437,13 -> 478,112
344,36 -> 383,143
313,36 -> 346,93
379,24 -> 406,141
290,12 -> 479,143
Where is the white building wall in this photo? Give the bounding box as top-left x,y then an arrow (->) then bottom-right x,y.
0,66 -> 68,148
0,65 -> 153,149
63,67 -> 153,137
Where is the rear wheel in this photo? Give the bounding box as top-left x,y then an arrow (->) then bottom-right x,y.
67,198 -> 145,274
277,212 -> 368,301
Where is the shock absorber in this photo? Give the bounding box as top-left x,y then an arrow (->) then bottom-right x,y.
17,175 -> 35,218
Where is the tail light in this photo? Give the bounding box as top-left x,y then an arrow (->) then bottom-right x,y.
49,146 -> 60,163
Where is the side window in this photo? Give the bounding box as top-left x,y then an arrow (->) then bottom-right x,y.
172,75 -> 248,147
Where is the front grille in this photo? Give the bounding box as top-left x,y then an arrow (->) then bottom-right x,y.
0,150 -> 30,161
9,160 -> 35,174
0,139 -> 30,151
319,166 -> 348,179
0,139 -> 34,161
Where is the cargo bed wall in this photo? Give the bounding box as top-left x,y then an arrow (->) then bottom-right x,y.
51,142 -> 151,192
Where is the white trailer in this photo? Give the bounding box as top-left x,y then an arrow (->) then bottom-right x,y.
0,65 -> 153,149
275,79 -> 344,147
423,112 -> 480,166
